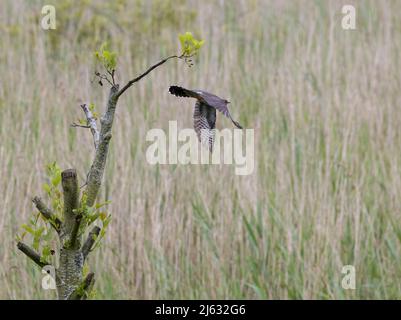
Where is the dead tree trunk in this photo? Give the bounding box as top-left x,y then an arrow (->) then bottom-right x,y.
17,53 -> 182,299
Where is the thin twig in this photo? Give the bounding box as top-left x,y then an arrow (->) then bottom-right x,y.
95,72 -> 114,87
116,55 -> 180,99
107,69 -> 116,86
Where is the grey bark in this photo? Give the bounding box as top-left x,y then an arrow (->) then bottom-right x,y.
85,85 -> 119,207
56,248 -> 84,299
56,170 -> 83,299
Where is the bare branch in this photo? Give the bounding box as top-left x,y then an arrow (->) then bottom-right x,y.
68,272 -> 95,300
116,55 -> 179,99
82,226 -> 101,261
79,104 -> 100,149
17,242 -> 50,268
32,196 -> 62,233
71,123 -> 90,129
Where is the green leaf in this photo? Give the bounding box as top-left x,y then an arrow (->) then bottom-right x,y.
178,31 -> 205,57
35,227 -> 45,237
41,245 -> 51,262
42,229 -> 54,241
83,263 -> 90,277
94,42 -> 118,72
85,212 -> 100,226
243,214 -> 258,250
51,173 -> 61,187
43,183 -> 51,194
95,200 -> 111,209
21,224 -> 35,235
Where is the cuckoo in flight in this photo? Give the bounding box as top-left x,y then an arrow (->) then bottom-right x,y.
169,86 -> 243,152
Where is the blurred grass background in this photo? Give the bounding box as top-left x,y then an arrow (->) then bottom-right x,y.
1,0 -> 401,299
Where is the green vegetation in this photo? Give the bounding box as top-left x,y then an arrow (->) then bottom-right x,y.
94,43 -> 117,73
0,0 -> 401,299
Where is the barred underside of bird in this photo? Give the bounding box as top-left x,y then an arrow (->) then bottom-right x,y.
169,85 -> 243,152
194,100 -> 216,152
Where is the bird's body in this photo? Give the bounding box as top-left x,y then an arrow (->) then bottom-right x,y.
169,86 -> 242,152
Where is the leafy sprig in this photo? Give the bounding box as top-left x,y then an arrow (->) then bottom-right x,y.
178,31 -> 205,66
94,42 -> 117,86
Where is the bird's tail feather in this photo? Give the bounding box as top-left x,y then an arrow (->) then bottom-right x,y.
169,86 -> 198,99
229,115 -> 243,129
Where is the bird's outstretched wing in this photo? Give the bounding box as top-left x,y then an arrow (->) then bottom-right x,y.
193,101 -> 216,152
169,86 -> 243,129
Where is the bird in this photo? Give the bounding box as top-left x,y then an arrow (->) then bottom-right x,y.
169,85 -> 242,152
